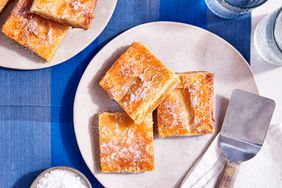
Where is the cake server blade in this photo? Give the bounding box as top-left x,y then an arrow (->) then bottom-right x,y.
218,89 -> 275,188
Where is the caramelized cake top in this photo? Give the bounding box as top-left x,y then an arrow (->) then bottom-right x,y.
99,42 -> 179,124
178,72 -> 214,134
31,0 -> 96,29
2,0 -> 69,61
99,112 -> 154,172
157,72 -> 214,138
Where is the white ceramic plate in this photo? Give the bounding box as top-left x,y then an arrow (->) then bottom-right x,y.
0,0 -> 117,70
74,22 -> 258,188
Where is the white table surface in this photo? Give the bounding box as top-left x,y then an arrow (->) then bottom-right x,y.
251,0 -> 282,124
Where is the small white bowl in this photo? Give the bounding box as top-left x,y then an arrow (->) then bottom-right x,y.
30,166 -> 92,188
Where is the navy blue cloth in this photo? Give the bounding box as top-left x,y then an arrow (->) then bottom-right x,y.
0,0 -> 251,187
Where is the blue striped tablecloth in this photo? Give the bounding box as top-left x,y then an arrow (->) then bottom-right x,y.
0,0 -> 251,187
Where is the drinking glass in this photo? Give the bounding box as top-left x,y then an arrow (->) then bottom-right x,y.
205,0 -> 268,19
254,7 -> 282,66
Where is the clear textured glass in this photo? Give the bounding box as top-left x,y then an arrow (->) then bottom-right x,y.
254,7 -> 282,66
205,0 -> 268,19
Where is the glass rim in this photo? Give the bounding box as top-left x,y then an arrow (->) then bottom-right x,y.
273,7 -> 282,54
219,0 -> 268,11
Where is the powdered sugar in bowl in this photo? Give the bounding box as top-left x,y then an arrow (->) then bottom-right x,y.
30,166 -> 92,188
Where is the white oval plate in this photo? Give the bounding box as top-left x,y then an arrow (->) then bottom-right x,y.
0,0 -> 117,70
74,22 -> 258,188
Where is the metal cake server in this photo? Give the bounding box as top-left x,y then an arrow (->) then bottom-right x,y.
218,89 -> 275,188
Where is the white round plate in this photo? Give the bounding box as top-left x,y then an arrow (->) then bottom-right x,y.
74,22 -> 258,188
0,0 -> 117,70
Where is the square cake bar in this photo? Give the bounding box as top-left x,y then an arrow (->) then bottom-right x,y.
157,71 -> 215,138
31,0 -> 97,29
99,42 -> 180,125
99,112 -> 154,172
2,0 -> 69,61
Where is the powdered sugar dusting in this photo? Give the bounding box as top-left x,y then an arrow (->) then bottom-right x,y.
27,17 -> 38,36
182,72 -> 214,134
121,65 -> 166,114
47,26 -> 53,44
163,101 -> 180,126
99,113 -> 154,172
71,0 -> 94,17
72,0 -> 81,11
157,89 -> 191,137
157,72 -> 214,137
101,42 -> 176,124
2,0 -> 69,61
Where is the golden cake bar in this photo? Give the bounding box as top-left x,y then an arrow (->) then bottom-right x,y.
99,42 -> 180,125
99,112 -> 154,173
157,71 -> 214,138
0,0 -> 9,13
1,0 -> 69,61
31,0 -> 97,29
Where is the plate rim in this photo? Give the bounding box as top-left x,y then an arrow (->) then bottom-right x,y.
0,0 -> 118,70
73,21 -> 259,186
